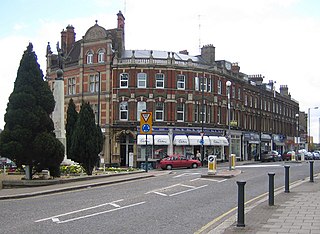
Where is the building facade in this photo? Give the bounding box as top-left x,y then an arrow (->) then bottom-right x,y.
46,11 -> 300,168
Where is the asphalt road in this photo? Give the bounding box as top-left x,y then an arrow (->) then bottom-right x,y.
1,161 -> 319,234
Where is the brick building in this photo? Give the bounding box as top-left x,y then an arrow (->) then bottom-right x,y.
46,11 -> 299,168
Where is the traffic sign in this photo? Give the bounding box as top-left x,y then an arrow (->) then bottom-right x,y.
140,112 -> 152,134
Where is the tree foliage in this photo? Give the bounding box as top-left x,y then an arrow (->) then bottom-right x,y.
66,98 -> 78,160
0,43 -> 64,178
70,102 -> 103,175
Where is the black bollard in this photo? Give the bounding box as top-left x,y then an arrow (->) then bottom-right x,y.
236,181 -> 246,227
284,165 -> 290,193
310,161 -> 314,182
268,172 -> 275,206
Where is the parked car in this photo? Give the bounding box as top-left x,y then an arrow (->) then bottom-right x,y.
159,155 -> 201,170
312,152 -> 320,160
282,151 -> 295,161
261,151 -> 281,162
0,157 -> 17,170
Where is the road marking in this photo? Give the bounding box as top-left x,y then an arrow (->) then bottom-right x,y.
169,185 -> 208,197
35,199 -> 124,222
236,164 -> 283,168
56,202 -> 146,224
146,183 -> 208,197
173,172 -> 201,178
190,178 -> 227,183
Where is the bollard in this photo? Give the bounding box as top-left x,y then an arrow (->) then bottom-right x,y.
231,154 -> 236,170
236,181 -> 246,227
268,172 -> 275,206
284,165 -> 290,193
207,155 -> 217,175
310,160 -> 314,182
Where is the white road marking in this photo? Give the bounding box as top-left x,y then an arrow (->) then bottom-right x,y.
35,199 -> 124,223
146,183 -> 208,197
192,178 -> 227,183
55,202 -> 146,224
52,218 -> 60,223
236,164 -> 283,168
173,173 -> 201,178
180,184 -> 197,189
169,185 -> 208,196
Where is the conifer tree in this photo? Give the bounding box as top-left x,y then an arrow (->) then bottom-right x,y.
66,98 -> 78,160
0,43 -> 64,178
70,102 -> 103,175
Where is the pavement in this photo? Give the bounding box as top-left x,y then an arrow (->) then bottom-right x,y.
1,162 -> 320,234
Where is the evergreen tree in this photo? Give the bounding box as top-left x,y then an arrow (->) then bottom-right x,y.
0,43 -> 64,178
70,102 -> 103,175
66,98 -> 78,160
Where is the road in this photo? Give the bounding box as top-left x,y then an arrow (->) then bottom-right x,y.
1,161 -> 319,234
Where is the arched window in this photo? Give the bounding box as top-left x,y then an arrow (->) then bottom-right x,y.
98,50 -> 105,63
87,51 -> 93,64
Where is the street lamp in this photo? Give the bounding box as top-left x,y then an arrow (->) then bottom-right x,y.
226,80 -> 232,170
90,69 -> 101,126
308,106 -> 318,151
201,77 -> 205,163
295,113 -> 299,151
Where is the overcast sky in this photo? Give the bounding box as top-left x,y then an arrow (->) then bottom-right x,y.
1,0 -> 319,142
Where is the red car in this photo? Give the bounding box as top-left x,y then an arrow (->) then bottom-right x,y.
159,155 -> 201,170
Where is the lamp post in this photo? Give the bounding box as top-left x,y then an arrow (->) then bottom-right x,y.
201,76 -> 205,163
308,107 -> 318,151
295,113 -> 299,151
226,80 -> 232,170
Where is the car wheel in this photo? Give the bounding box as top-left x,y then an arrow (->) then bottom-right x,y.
166,164 -> 172,170
192,163 -> 198,168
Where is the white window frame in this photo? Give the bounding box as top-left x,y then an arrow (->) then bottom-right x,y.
68,77 -> 76,95
120,73 -> 129,88
89,74 -> 99,93
155,102 -> 164,121
218,80 -> 222,94
120,102 -> 128,121
195,77 -> 199,91
194,104 -> 199,122
87,52 -> 93,64
238,89 -> 241,100
207,78 -> 212,92
137,72 -> 147,88
177,74 -> 185,90
155,73 -> 164,88
177,103 -> 185,122
200,104 -> 207,123
98,50 -> 105,63
137,101 -> 146,121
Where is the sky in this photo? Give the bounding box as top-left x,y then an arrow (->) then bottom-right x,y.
0,0 -> 320,142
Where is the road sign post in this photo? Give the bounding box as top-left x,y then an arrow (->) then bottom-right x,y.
140,112 -> 152,172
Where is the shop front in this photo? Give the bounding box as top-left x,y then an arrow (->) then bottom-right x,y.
208,136 -> 229,161
243,132 -> 260,161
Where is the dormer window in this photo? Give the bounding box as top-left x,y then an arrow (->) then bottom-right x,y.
87,51 -> 93,64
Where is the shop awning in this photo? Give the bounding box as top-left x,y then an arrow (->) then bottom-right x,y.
274,141 -> 285,146
154,135 -> 170,145
209,136 -> 229,146
137,135 -> 153,145
173,135 -> 189,145
188,135 -> 210,145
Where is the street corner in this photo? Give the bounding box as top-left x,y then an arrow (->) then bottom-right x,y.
201,169 -> 242,179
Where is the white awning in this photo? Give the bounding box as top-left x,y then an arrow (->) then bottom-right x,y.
209,136 -> 229,146
173,135 -> 189,145
188,135 -> 210,145
137,135 -> 153,145
154,135 -> 170,145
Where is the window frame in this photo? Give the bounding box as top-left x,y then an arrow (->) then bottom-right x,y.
155,102 -> 164,121
155,73 -> 164,88
89,74 -> 99,93
98,50 -> 105,63
119,101 -> 128,121
137,72 -> 147,88
177,74 -> 185,90
67,77 -> 76,95
87,51 -> 93,64
177,103 -> 185,122
120,73 -> 129,88
137,101 -> 146,121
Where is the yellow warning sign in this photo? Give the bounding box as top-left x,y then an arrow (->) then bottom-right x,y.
140,112 -> 152,134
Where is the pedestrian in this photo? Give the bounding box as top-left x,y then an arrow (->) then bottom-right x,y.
196,150 -> 201,161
